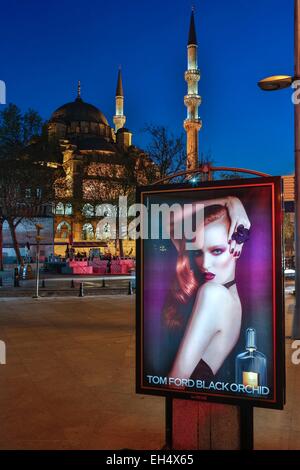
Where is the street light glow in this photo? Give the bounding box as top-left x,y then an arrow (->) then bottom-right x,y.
258,75 -> 293,91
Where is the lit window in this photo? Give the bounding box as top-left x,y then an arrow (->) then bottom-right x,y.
56,221 -> 71,239
82,223 -> 94,240
95,204 -> 116,217
82,203 -> 94,217
96,221 -> 116,240
65,203 -> 72,215
55,202 -> 64,215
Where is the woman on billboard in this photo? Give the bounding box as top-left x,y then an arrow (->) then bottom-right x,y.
163,196 -> 251,382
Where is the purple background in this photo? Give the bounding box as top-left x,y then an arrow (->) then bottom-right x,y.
142,184 -> 274,396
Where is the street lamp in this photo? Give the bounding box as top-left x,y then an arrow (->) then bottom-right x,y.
33,223 -> 43,299
258,75 -> 293,91
257,0 -> 300,338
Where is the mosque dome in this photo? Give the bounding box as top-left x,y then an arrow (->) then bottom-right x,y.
50,96 -> 108,126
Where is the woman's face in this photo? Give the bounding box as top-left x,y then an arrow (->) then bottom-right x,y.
193,218 -> 236,284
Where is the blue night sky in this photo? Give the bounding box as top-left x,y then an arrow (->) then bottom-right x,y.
0,0 -> 294,176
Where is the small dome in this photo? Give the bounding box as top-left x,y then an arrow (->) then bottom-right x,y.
50,97 -> 108,126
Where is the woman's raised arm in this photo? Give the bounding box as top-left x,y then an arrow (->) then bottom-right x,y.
170,196 -> 250,256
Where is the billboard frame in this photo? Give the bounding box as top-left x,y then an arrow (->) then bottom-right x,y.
136,176 -> 285,409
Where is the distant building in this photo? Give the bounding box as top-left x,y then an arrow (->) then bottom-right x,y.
2,217 -> 54,262
282,174 -> 294,213
282,174 -> 295,266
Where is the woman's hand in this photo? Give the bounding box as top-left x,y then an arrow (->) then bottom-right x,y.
226,196 -> 251,258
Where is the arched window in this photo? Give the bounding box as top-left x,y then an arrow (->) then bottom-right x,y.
65,203 -> 72,215
82,223 -> 94,240
96,220 -> 116,240
99,124 -> 105,136
95,203 -> 116,217
96,222 -> 110,240
55,202 -> 64,215
56,221 -> 71,239
82,203 -> 94,218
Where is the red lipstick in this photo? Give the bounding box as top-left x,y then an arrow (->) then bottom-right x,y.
204,272 -> 216,281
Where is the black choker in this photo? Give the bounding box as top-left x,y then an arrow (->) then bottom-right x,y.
223,280 -> 236,289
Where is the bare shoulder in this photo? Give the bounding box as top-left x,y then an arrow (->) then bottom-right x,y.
195,282 -> 236,316
191,282 -> 236,329
196,282 -> 241,330
197,282 -> 233,303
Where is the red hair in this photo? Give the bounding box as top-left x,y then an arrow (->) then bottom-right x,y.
163,204 -> 230,330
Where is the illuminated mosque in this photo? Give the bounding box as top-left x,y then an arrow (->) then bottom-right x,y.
3,11 -> 201,261
49,70 -> 148,257
50,10 -> 201,258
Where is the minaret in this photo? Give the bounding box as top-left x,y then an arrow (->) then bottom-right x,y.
113,68 -> 126,132
184,9 -> 202,171
76,80 -> 82,101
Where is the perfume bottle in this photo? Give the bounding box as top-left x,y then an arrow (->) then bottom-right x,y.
235,328 -> 267,388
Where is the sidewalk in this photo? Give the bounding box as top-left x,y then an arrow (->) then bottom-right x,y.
0,292 -> 298,450
0,295 -> 164,449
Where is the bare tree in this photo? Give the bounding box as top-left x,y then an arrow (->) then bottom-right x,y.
283,213 -> 294,265
143,124 -> 186,180
219,171 -> 245,180
0,104 -> 63,266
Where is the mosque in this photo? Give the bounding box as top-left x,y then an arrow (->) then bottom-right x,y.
2,11 -> 205,261
49,70 -> 148,258
1,10 -> 294,263
49,11 -> 201,258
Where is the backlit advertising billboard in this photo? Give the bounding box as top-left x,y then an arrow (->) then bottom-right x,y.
136,177 -> 285,409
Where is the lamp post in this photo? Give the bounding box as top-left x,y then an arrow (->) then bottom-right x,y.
33,223 -> 43,299
258,0 -> 300,338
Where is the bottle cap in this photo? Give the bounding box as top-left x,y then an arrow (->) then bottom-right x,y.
246,328 -> 257,350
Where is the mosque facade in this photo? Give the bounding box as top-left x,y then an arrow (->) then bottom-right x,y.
49,71 -> 150,258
